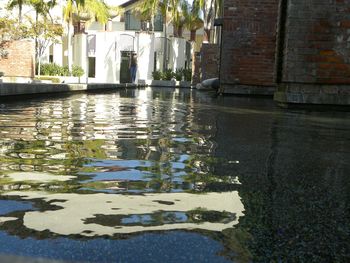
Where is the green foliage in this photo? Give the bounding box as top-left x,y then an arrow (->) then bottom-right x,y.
39,63 -> 84,77
161,69 -> 174,80
152,68 -> 192,81
0,17 -> 31,59
61,65 -> 70,76
40,63 -> 61,76
72,65 -> 84,77
183,68 -> 192,81
174,68 -> 183,81
152,70 -> 162,80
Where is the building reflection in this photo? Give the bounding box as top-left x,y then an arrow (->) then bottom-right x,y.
0,89 -> 245,245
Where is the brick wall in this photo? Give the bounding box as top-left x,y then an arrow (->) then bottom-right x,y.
0,40 -> 35,78
220,0 -> 280,88
200,43 -> 219,81
281,0 -> 350,84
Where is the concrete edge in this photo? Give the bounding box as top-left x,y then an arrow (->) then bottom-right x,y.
0,83 -> 141,97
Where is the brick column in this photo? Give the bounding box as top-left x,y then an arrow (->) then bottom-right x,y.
220,0 -> 279,95
274,0 -> 350,106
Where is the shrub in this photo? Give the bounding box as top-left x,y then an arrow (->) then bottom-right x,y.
161,69 -> 174,81
72,65 -> 84,77
183,68 -> 192,82
152,70 -> 162,80
174,69 -> 183,81
60,66 -> 70,76
40,63 -> 63,76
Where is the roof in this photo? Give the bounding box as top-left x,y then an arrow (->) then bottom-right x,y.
120,0 -> 140,8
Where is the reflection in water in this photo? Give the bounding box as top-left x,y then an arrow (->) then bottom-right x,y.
3,191 -> 243,235
0,88 -> 349,262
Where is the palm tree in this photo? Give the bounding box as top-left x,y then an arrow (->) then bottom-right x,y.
63,0 -> 109,71
196,0 -> 222,43
170,0 -> 186,38
29,0 -> 57,22
63,0 -> 84,71
75,0 -> 109,25
183,0 -> 203,41
27,0 -> 58,75
138,0 -> 172,72
6,0 -> 29,22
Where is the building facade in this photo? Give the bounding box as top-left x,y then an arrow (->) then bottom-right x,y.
1,0 -> 200,83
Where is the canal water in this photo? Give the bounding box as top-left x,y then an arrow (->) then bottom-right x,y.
0,88 -> 349,262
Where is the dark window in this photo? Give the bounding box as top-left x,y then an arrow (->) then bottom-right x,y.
153,12 -> 163,32
125,10 -> 141,31
125,10 -> 163,32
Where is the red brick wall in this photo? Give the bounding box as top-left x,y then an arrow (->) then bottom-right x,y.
281,0 -> 350,84
220,0 -> 279,87
0,40 -> 35,78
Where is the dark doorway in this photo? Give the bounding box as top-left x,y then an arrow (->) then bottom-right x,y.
88,57 -> 96,78
120,51 -> 131,83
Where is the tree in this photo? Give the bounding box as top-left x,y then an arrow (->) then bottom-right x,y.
6,0 -> 29,23
170,0 -> 186,38
26,16 -> 63,75
138,0 -> 172,71
183,0 -> 203,41
63,0 -> 109,71
196,0 -> 222,43
63,0 -> 85,71
26,0 -> 59,75
0,17 -> 30,59
29,0 -> 57,22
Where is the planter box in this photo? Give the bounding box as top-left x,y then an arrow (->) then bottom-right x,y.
177,81 -> 191,88
150,80 -> 176,87
58,76 -> 81,84
140,79 -> 191,88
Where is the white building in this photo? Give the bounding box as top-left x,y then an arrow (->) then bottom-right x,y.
1,0 -> 202,83
44,0 -> 195,83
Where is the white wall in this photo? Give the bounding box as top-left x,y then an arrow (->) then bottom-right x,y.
53,43 -> 63,66
93,32 -> 119,83
136,33 -> 155,81
170,37 -> 186,71
73,33 -> 87,79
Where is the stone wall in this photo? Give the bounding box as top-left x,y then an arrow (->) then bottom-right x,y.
220,0 -> 280,94
0,40 -> 35,79
200,43 -> 219,81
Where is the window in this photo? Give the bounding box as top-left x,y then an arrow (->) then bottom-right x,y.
153,12 -> 163,32
125,10 -> 141,31
125,10 -> 163,32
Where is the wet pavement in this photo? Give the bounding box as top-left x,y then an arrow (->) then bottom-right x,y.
0,88 -> 349,262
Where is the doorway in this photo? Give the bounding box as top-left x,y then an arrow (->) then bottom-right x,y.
120,51 -> 131,83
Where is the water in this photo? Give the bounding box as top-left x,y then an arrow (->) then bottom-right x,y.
0,88 -> 349,262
